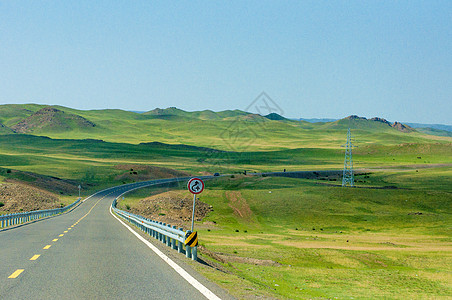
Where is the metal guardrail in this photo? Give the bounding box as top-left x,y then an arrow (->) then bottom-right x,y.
111,198 -> 198,260
110,175 -> 216,262
0,198 -> 81,229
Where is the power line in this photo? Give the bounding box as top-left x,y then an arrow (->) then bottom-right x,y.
342,128 -> 355,187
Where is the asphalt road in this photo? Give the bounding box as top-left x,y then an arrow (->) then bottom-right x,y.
0,179 -> 230,299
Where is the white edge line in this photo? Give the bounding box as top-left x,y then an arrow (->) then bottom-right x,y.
109,206 -> 222,300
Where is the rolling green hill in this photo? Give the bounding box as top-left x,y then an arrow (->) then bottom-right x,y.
0,104 -> 44,127
0,104 -> 449,151
416,127 -> 452,137
144,107 -> 249,120
0,103 -> 450,183
11,106 -> 96,133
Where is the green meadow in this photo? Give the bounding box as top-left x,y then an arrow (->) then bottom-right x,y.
0,104 -> 451,298
120,173 -> 451,299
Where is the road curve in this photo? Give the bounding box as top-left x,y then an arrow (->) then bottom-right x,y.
0,179 -> 231,300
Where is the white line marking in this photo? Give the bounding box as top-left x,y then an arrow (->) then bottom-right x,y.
110,206 -> 221,300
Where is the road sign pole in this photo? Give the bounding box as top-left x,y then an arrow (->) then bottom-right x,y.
191,194 -> 196,231
188,177 -> 204,231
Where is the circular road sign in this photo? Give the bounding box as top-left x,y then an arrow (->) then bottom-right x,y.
188,178 -> 204,194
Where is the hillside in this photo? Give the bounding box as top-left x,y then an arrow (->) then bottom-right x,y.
144,107 -> 249,120
407,122 -> 452,132
11,106 -> 96,134
264,113 -> 289,121
0,104 -> 44,127
323,115 -> 415,132
416,127 -> 452,137
0,104 -> 450,151
0,123 -> 13,134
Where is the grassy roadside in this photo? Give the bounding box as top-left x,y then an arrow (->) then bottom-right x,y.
120,170 -> 451,299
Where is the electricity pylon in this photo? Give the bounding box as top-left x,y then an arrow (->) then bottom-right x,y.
342,128 -> 355,187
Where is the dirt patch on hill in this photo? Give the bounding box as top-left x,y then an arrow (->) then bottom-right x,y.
114,164 -> 189,182
0,182 -> 62,213
216,253 -> 281,266
198,245 -> 280,268
122,190 -> 212,228
1,168 -> 80,195
226,191 -> 254,221
11,106 -> 95,133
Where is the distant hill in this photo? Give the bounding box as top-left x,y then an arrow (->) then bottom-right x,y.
406,123 -> 452,132
297,118 -> 338,123
299,117 -> 451,135
144,107 -> 249,120
323,115 -> 415,133
11,106 -> 96,134
0,104 -> 45,127
405,123 -> 452,137
264,113 -> 288,121
415,127 -> 452,137
145,107 -> 191,118
0,104 -> 450,149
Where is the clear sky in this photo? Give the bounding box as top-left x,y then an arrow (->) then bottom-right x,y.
1,1 -> 451,124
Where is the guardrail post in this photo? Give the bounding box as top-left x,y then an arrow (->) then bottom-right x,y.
151,221 -> 155,238
192,246 -> 197,261
166,224 -> 171,247
186,245 -> 192,259
162,223 -> 167,244
159,222 -> 163,242
178,227 -> 183,253
172,226 -> 178,250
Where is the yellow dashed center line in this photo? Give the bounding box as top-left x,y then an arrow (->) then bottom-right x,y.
63,231 -> 68,233
68,228 -> 71,230
75,194 -> 106,224
7,192 -> 114,281
8,269 -> 24,279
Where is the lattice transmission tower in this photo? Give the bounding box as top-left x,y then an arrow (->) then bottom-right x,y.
342,128 -> 355,187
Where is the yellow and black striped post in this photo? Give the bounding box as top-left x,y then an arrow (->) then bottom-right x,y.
185,231 -> 198,247
184,230 -> 198,261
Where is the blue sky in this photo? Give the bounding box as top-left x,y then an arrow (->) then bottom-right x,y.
1,1 -> 451,124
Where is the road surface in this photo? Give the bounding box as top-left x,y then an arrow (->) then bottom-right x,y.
0,180 -> 230,299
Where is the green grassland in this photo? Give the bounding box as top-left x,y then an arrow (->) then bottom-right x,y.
121,173 -> 451,299
0,134 -> 450,187
0,104 -> 451,298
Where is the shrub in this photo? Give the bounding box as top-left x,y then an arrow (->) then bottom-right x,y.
0,202 -> 4,207
125,204 -> 130,210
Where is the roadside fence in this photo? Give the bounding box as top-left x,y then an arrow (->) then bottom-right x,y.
0,198 -> 81,229
112,198 -> 198,261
